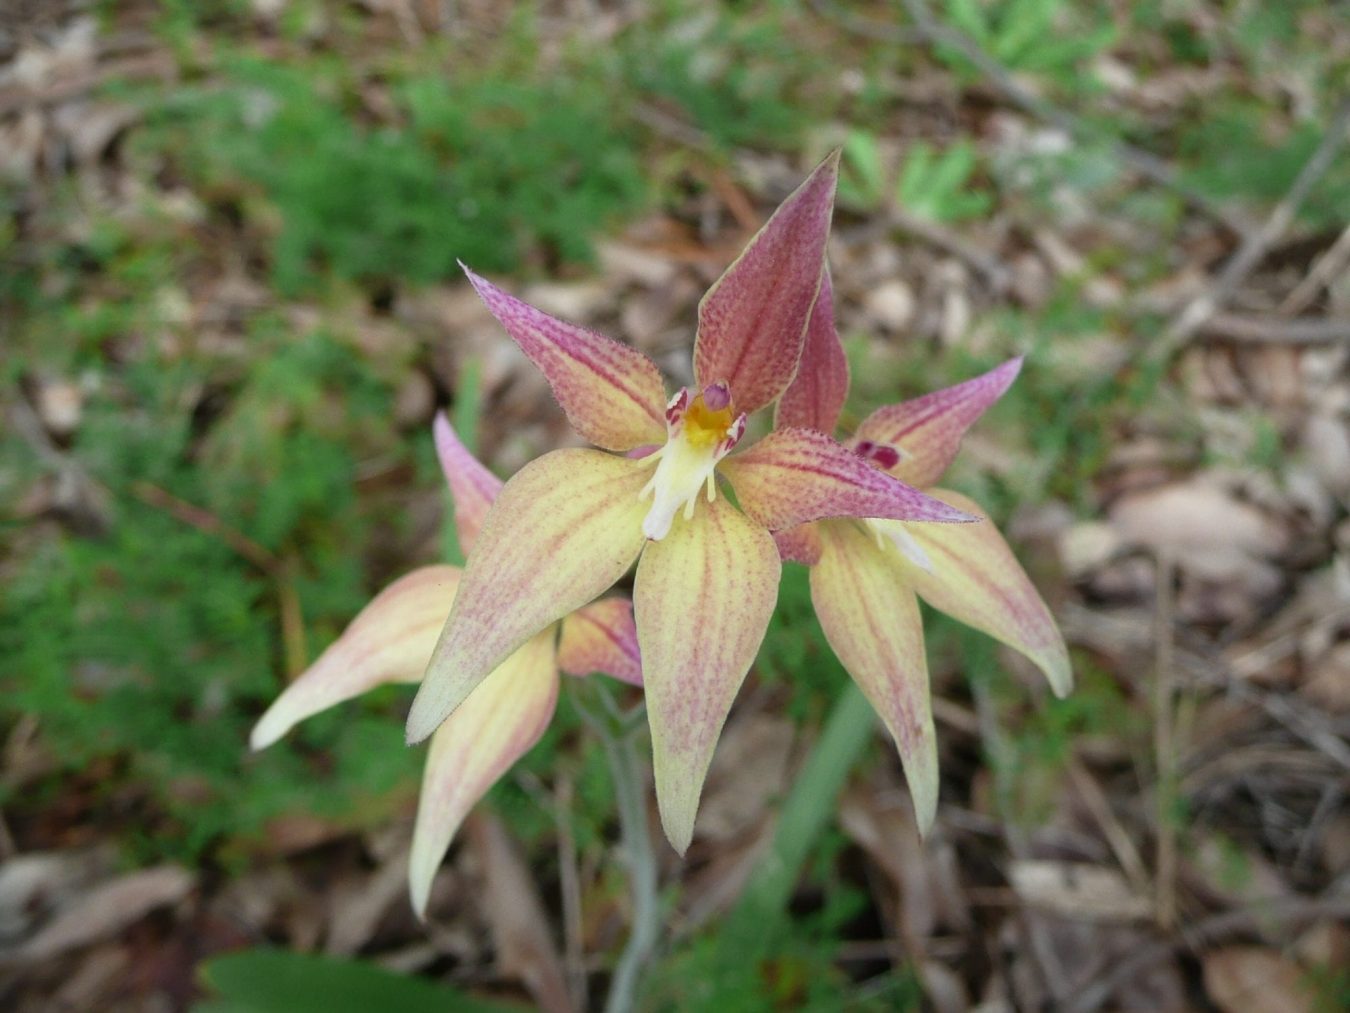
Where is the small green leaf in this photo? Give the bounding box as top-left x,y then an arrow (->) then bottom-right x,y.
196,950 -> 525,1013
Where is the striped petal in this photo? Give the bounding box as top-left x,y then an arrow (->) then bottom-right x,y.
635,496 -> 781,854
773,522 -> 823,565
558,596 -> 643,687
693,152 -> 840,416
854,358 -> 1022,488
775,268 -> 849,434
463,265 -> 668,452
250,566 -> 460,750
810,520 -> 938,833
721,428 -> 977,531
408,628 -> 558,918
905,489 -> 1072,697
433,411 -> 502,556
406,449 -> 650,743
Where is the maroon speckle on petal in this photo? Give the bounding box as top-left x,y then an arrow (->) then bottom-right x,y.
722,412 -> 748,451
665,387 -> 690,424
868,444 -> 901,469
701,381 -> 732,411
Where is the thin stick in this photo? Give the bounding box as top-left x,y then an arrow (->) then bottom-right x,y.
1196,312 -> 1350,345
555,774 -> 589,1012
1279,223 -> 1350,315
1155,96 -> 1350,359
1152,551 -> 1178,931
130,480 -> 278,574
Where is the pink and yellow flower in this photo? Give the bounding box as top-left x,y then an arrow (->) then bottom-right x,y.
771,274 -> 1073,833
250,414 -> 641,915
405,152 -> 977,854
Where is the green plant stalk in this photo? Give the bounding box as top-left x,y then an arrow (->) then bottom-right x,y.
730,681 -> 875,926
584,680 -> 660,1013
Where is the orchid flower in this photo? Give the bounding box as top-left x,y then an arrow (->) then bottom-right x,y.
772,273 -> 1073,834
405,152 -> 977,854
250,413 -> 642,916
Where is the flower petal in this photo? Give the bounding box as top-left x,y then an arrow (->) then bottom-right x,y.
854,358 -> 1022,488
773,522 -> 823,565
693,152 -> 840,415
810,520 -> 938,833
775,268 -> 849,434
251,566 -> 460,751
462,265 -> 668,452
635,496 -> 780,854
721,427 -> 978,531
905,489 -> 1072,697
406,449 -> 650,743
408,628 -> 558,918
433,411 -> 502,556
558,596 -> 643,687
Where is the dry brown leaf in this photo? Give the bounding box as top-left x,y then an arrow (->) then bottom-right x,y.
696,714 -> 794,843
837,785 -> 937,941
467,812 -> 573,1013
325,848 -> 410,956
7,864 -> 194,964
1008,860 -> 1151,922
1202,946 -> 1314,1013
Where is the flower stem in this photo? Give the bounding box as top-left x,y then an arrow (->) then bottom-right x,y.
580,680 -> 660,1013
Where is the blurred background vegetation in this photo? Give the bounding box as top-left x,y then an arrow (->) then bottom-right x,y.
3,1 -> 1349,1009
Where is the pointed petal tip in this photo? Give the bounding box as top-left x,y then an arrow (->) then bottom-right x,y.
662,818 -> 692,859
247,721 -> 280,753
405,704 -> 437,745
1045,650 -> 1074,699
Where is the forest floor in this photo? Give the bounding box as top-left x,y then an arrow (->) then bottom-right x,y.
3,1 -> 1349,1010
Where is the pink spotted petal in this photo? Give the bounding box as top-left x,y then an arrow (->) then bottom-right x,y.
463,265 -> 668,452
905,489 -> 1072,697
693,152 -> 840,416
433,411 -> 502,556
773,523 -> 823,565
720,427 -> 977,531
408,628 -> 558,918
406,449 -> 651,743
810,520 -> 938,833
775,268 -> 849,434
558,596 -> 643,687
250,566 -> 460,750
635,496 -> 781,855
854,358 -> 1023,488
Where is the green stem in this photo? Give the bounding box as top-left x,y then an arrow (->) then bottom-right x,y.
731,681 -> 875,926
581,680 -> 660,1013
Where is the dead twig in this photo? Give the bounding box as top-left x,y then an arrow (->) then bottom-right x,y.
1279,222 -> 1350,316
1153,551 -> 1178,931
130,480 -> 278,574
1154,96 -> 1350,359
969,676 -> 1070,1006
807,0 -> 920,45
1196,312 -> 1350,345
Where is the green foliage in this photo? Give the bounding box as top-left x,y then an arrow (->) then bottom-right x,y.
841,132 -> 994,222
1,328 -> 423,861
938,0 -> 1116,88
757,564 -> 851,721
1178,108 -> 1350,227
619,4 -> 827,149
135,56 -> 648,295
196,949 -> 523,1013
